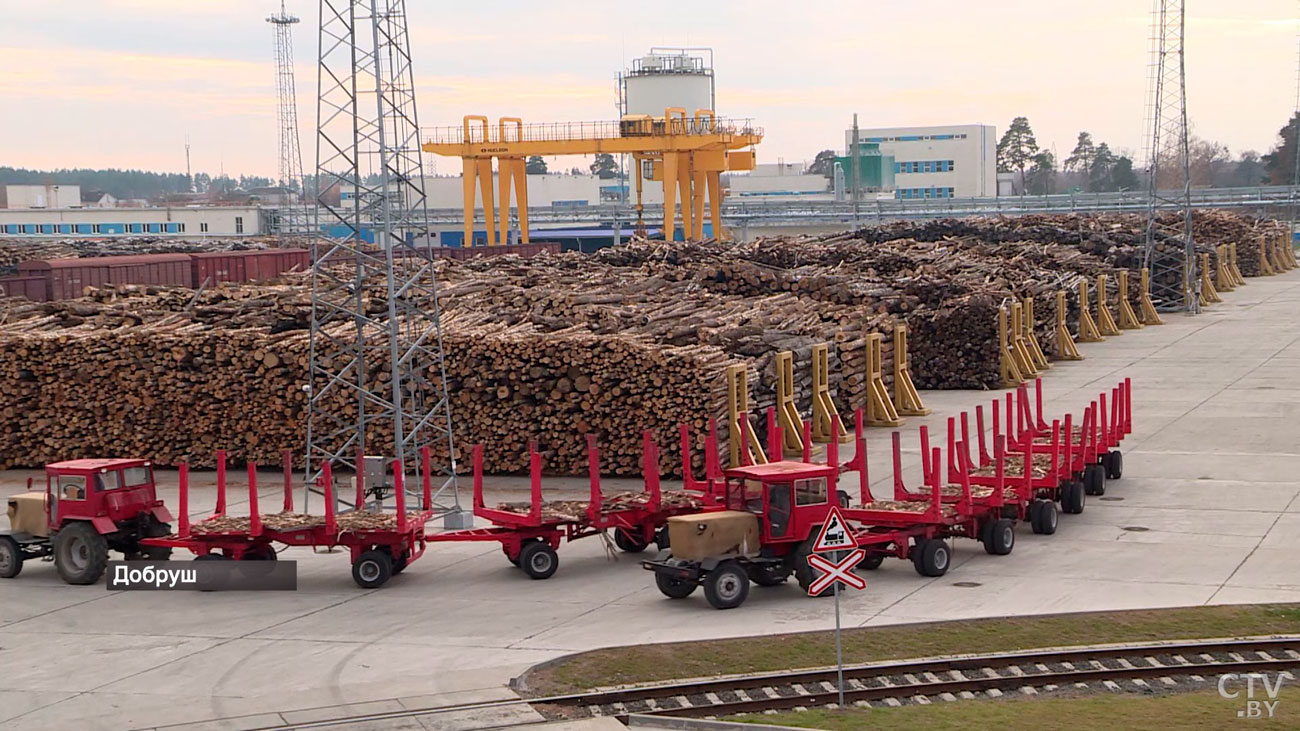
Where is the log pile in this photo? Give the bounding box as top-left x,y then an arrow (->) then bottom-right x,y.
0,211 -> 1283,476
492,490 -> 704,522
186,510 -> 425,535
0,236 -> 287,275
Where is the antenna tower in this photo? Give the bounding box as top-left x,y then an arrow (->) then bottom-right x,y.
269,1 -> 306,234
307,0 -> 465,526
1141,0 -> 1197,312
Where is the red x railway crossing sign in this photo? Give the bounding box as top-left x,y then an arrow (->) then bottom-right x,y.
806,549 -> 867,596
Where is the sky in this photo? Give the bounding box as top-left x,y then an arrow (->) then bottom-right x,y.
2,1 -> 1298,178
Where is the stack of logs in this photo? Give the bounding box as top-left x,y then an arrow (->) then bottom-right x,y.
0,210 -> 1286,475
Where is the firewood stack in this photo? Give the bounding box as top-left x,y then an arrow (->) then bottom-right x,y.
0,210 -> 1283,476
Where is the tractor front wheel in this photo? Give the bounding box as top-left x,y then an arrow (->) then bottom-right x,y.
0,536 -> 22,579
703,561 -> 750,610
55,522 -> 109,585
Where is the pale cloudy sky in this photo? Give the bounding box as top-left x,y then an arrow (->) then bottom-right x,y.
2,1 -> 1297,177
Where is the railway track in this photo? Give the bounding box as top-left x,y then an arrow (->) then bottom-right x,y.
535,637 -> 1300,719
237,637 -> 1300,729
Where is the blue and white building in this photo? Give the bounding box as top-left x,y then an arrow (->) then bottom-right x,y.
845,124 -> 997,199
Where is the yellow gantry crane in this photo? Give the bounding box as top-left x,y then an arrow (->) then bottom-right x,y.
421,109 -> 762,245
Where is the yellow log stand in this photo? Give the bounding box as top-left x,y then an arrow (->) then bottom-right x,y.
1228,243 -> 1246,286
1095,274 -> 1122,336
1010,300 -> 1040,377
999,306 -> 1026,388
865,333 -> 904,427
1214,245 -> 1235,292
725,364 -> 767,468
1116,270 -> 1144,329
1054,290 -> 1083,360
1260,236 -> 1276,276
1197,253 -> 1222,305
892,325 -> 931,416
810,343 -> 851,444
1077,279 -> 1106,341
1022,296 -> 1051,369
1137,269 -> 1164,325
775,351 -> 805,456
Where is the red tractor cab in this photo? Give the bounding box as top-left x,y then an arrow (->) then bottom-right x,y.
642,460 -> 844,609
0,459 -> 174,584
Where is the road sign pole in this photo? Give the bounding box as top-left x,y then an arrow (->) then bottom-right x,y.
834,579 -> 845,708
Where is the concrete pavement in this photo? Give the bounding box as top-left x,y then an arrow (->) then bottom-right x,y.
2,270 -> 1298,730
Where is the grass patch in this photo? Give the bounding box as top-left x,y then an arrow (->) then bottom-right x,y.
729,686 -> 1300,730
523,604 -> 1300,695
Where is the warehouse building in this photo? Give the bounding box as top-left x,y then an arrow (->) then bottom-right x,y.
844,124 -> 997,199
0,205 -> 264,237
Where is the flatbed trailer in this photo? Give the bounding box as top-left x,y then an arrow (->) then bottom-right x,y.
1007,377 -> 1131,494
140,450 -> 433,588
426,433 -> 712,579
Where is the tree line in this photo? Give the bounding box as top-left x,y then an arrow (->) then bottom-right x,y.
997,114 -> 1300,195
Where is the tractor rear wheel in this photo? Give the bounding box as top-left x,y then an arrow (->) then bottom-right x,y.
793,537 -> 833,597
857,553 -> 885,571
55,522 -> 109,585
703,561 -> 750,610
352,550 -> 394,589
0,536 -> 22,579
613,528 -> 649,554
141,519 -> 173,561
747,564 -> 789,587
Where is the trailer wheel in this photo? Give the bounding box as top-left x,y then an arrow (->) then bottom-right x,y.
857,553 -> 885,571
194,552 -> 231,591
1064,479 -> 1087,514
837,490 -> 851,509
747,564 -> 789,587
912,539 -> 950,577
655,525 -> 671,550
518,541 -> 559,580
613,529 -> 649,554
390,550 -> 409,575
1031,500 -> 1058,535
353,550 -> 393,588
655,571 -> 697,599
54,522 -> 109,585
704,561 -> 750,610
1083,465 -> 1105,496
0,536 -> 22,579
982,518 -> 1015,556
1105,450 -> 1124,480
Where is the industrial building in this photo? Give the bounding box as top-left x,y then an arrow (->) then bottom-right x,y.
845,124 -> 998,199
1,184 -> 84,209
0,205 -> 264,236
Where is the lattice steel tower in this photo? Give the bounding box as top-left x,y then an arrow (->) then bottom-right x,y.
1289,14 -> 1300,238
268,1 -> 305,232
1142,0 -> 1198,312
306,0 -> 465,525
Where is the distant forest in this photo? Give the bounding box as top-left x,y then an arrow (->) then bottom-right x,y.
0,167 -> 279,201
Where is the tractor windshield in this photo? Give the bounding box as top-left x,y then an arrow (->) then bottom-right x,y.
123,466 -> 151,487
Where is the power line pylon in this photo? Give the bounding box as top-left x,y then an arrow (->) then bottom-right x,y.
306,0 -> 466,527
268,1 -> 306,237
1142,0 -> 1198,313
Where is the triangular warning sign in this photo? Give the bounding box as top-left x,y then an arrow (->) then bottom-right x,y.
812,505 -> 856,553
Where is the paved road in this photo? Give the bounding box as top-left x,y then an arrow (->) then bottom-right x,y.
2,270 -> 1298,730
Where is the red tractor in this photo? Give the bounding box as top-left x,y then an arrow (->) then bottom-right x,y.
0,459 -> 174,584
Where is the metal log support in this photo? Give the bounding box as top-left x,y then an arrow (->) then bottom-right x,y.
1010,300 -> 1041,377
775,350 -> 805,456
1198,253 -> 1222,306
865,333 -> 903,426
1260,235 -> 1277,276
811,343 -> 851,443
999,306 -> 1025,388
1054,290 -> 1083,360
892,324 -> 930,416
1116,270 -> 1144,330
1214,245 -> 1235,292
1138,269 -> 1164,325
1228,243 -> 1246,286
1077,279 -> 1105,341
1095,274 -> 1122,336
725,364 -> 767,468
1022,296 -> 1051,369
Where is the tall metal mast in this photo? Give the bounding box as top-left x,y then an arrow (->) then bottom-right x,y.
307,0 -> 465,526
1141,0 -> 1197,312
268,1 -> 306,234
